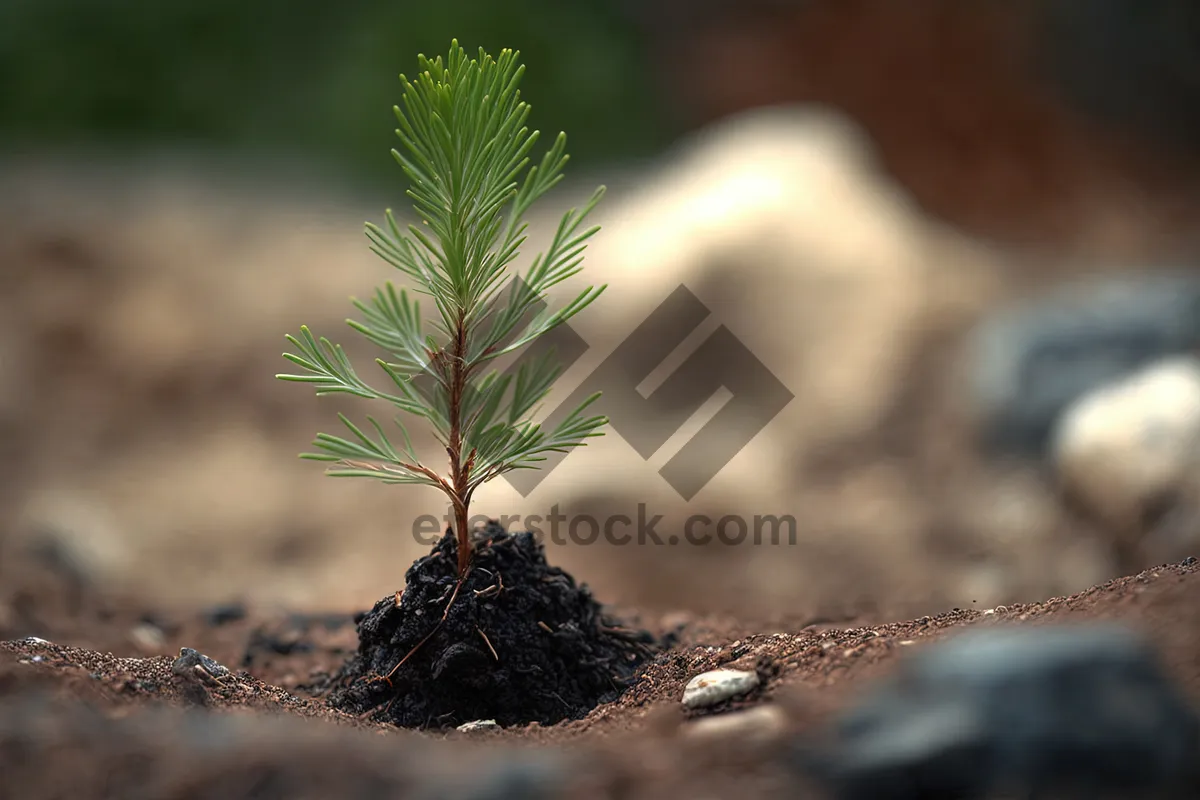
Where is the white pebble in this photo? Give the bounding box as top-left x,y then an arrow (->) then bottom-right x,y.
682,668 -> 760,709
1052,356 -> 1200,532
22,636 -> 51,645
456,719 -> 500,733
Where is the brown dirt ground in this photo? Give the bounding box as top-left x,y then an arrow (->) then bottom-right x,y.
2,556 -> 1197,798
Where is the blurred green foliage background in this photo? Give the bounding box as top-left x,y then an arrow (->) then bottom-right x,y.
0,0 -> 671,187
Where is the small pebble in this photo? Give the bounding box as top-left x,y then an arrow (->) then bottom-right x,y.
682,668 -> 760,709
457,719 -> 500,733
683,704 -> 787,744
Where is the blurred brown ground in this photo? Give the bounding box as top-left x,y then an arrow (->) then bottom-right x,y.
640,0 -> 1200,254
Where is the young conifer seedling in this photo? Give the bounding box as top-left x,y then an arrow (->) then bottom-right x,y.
277,41 -> 608,581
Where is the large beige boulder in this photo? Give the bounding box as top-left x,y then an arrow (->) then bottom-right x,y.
508,106 -> 999,533
462,106 -> 1005,611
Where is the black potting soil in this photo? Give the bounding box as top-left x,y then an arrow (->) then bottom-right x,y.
327,523 -> 660,729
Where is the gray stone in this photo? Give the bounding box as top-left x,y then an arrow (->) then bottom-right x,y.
172,647 -> 230,682
964,271 -> 1200,455
797,625 -> 1199,799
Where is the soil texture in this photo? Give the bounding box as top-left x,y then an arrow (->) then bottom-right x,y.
327,525 -> 660,728
2,558 -> 1199,799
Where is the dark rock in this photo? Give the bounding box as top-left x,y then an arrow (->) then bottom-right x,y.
239,612 -> 352,668
171,647 -> 229,681
964,271 -> 1200,456
241,626 -> 313,667
171,647 -> 231,704
203,603 -> 247,626
796,624 -> 1200,799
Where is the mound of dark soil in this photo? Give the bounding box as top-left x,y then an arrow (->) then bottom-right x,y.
327,524 -> 660,729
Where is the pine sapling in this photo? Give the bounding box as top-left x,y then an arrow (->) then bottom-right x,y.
277,41 -> 608,581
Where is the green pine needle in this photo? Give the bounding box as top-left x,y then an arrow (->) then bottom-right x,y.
276,40 -> 609,575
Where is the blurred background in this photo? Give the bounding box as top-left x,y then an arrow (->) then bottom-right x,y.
5,0 -> 1200,630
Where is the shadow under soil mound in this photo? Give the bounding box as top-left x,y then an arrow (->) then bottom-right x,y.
327,525 -> 660,729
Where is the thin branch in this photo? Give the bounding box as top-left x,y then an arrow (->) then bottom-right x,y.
477,627 -> 499,661
337,459 -> 452,494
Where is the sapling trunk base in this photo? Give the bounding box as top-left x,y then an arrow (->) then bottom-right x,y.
327,523 -> 660,729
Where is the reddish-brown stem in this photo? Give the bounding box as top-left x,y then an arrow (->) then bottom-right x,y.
445,309 -> 472,578
452,497 -> 470,577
